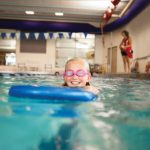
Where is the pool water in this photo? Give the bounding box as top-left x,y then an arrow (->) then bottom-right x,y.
0,74 -> 150,150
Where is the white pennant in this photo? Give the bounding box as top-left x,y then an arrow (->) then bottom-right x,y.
16,33 -> 20,39
25,33 -> 30,39
6,33 -> 11,39
34,33 -> 39,40
63,32 -> 68,39
53,33 -> 58,39
71,33 -> 76,38
44,33 -> 49,39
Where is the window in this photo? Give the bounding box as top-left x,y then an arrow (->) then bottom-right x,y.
56,33 -> 95,67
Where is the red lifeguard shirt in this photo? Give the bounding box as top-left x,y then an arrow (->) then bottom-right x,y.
122,38 -> 133,58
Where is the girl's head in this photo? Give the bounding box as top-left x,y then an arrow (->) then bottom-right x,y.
63,58 -> 91,87
122,30 -> 129,38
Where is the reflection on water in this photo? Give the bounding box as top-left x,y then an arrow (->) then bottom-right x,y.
0,75 -> 150,150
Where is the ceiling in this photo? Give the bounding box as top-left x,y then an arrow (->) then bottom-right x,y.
0,0 -> 132,25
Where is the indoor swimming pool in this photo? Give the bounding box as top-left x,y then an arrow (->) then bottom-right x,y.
0,74 -> 150,150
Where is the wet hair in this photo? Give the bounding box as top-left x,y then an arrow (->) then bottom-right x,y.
65,58 -> 90,71
122,30 -> 129,38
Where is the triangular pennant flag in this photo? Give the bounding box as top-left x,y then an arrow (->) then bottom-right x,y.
44,33 -> 49,39
29,32 -> 35,39
20,32 -> 26,40
84,32 -> 88,38
16,32 -> 20,39
38,32 -> 45,40
1,33 -> 6,39
68,32 -> 72,39
11,33 -> 16,39
34,33 -> 39,40
62,32 -> 67,39
53,33 -> 58,39
71,33 -> 76,38
25,33 -> 30,39
6,33 -> 11,39
49,32 -> 53,39
58,33 -> 63,39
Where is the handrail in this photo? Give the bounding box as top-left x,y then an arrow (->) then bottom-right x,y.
135,55 -> 150,61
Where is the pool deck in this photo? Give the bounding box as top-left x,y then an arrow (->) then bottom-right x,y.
0,65 -> 150,80
96,73 -> 150,80
0,70 -> 149,80
0,65 -> 149,79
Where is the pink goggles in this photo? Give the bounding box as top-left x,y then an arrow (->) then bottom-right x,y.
63,69 -> 89,77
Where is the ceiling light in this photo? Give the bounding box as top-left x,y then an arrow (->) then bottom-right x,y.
55,12 -> 64,16
25,11 -> 34,15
